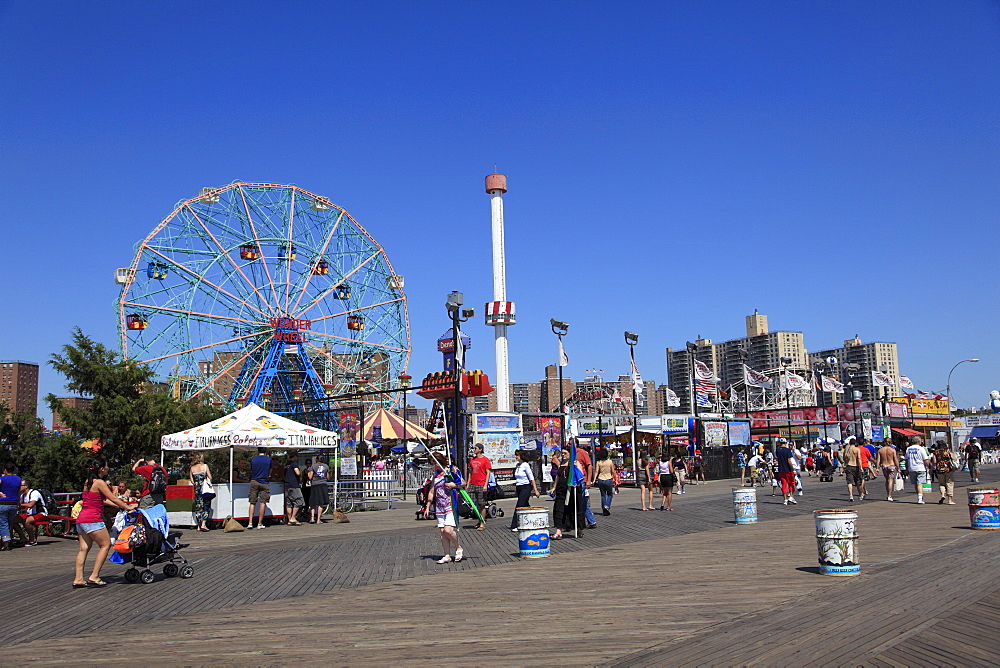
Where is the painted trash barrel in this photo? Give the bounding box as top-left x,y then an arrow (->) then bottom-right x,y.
515,506 -> 551,558
732,487 -> 758,524
968,488 -> 1000,530
814,509 -> 860,576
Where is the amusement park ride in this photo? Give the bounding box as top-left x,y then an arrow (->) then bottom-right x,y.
115,182 -> 411,426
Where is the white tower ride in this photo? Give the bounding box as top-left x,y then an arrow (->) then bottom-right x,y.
483,173 -> 515,412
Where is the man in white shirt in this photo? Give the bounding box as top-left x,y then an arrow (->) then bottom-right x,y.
904,435 -> 932,504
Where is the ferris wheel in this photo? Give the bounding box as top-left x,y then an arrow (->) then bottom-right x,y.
115,182 -> 410,414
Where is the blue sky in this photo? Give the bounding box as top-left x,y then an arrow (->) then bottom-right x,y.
2,1 -> 998,422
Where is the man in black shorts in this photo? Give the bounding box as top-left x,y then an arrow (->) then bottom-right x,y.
965,438 -> 982,483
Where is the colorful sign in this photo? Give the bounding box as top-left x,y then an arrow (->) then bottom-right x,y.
661,416 -> 690,433
898,398 -> 950,416
703,421 -> 729,447
476,413 -> 522,432
886,402 -> 910,419
476,433 -> 519,468
728,421 -> 751,446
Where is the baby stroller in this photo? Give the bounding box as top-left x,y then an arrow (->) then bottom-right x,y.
118,506 -> 193,584
816,455 -> 835,482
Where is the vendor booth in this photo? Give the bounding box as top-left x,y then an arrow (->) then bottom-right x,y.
160,403 -> 338,527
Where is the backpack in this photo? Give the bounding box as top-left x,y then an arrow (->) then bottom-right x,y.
935,454 -> 954,473
148,466 -> 168,495
35,488 -> 58,516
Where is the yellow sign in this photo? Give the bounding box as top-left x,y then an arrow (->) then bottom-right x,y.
912,418 -> 949,427
899,398 -> 950,416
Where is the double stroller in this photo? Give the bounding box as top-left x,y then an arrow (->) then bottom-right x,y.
114,506 -> 193,584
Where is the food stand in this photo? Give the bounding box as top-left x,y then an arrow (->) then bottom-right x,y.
160,403 -> 338,527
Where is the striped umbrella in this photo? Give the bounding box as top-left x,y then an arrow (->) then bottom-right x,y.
360,407 -> 439,440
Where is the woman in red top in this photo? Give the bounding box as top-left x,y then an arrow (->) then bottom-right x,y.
73,458 -> 136,588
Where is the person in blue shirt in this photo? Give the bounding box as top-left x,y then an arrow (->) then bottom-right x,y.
0,463 -> 22,550
247,448 -> 272,529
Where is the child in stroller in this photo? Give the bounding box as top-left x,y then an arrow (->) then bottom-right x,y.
815,452 -> 836,482
114,505 -> 193,584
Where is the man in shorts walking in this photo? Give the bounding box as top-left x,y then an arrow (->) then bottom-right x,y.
283,453 -> 304,525
877,442 -> 900,501
905,435 -> 932,504
774,439 -> 798,505
466,443 -> 492,530
965,438 -> 982,483
841,437 -> 864,502
247,447 -> 272,529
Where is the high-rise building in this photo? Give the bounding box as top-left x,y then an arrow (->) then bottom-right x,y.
809,337 -> 900,403
541,364 -> 575,412
470,381 -> 542,414
52,396 -> 93,431
0,361 -> 39,416
666,314 -> 808,411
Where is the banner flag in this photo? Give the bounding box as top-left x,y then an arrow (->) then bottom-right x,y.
693,359 -> 719,383
664,387 -> 681,407
785,371 -> 809,390
743,364 -> 773,389
558,338 -> 569,367
872,371 -> 893,387
899,375 -> 914,390
821,376 -> 845,392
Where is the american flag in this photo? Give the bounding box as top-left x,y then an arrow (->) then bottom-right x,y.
695,379 -> 717,395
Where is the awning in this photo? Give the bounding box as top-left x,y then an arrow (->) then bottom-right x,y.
891,428 -> 923,436
970,425 -> 1000,439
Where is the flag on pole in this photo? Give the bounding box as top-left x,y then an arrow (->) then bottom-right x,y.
664,387 -> 681,407
695,379 -> 717,395
872,371 -> 893,387
743,364 -> 772,389
917,390 -> 931,399
899,375 -> 914,390
785,372 -> 809,390
631,357 -> 645,404
695,393 -> 713,407
558,337 -> 569,367
821,376 -> 845,392
693,360 -> 719,382
454,326 -> 465,369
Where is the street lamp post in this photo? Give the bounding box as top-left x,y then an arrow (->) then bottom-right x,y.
398,372 -> 411,500
737,348 -> 750,416
686,341 -> 700,458
625,331 -> 639,475
946,358 -> 980,451
550,319 -> 569,448
813,360 -> 831,443
780,357 -> 793,437
446,291 -> 475,472
843,363 -> 861,439
686,341 -> 699,419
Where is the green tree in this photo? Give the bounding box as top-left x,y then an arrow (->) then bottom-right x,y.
0,403 -> 46,476
45,328 -> 226,466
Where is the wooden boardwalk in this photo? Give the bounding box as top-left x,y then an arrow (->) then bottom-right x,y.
1,467 -> 998,665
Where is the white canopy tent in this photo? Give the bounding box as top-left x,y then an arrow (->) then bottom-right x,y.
160,403 -> 339,521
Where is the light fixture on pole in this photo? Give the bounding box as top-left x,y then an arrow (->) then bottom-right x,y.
447,291 -> 474,471
812,359 -> 832,442
780,357 -> 794,435
550,319 -> 569,447
625,331 -> 639,472
737,348 -> 750,416
946,358 -> 979,450
842,363 -> 861,438
686,341 -> 699,419
398,372 -> 412,499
